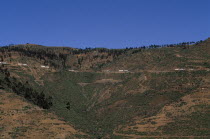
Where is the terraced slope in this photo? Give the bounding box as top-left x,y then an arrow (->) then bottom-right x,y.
0,38 -> 210,138
115,88 -> 210,138
102,38 -> 210,72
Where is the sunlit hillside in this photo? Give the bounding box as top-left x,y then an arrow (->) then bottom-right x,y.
0,38 -> 210,138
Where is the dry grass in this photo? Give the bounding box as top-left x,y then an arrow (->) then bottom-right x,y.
114,90 -> 210,137
0,90 -> 87,139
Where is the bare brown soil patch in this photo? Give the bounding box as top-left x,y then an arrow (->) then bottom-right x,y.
175,54 -> 182,57
78,82 -> 90,86
94,79 -> 121,84
115,90 -> 210,137
0,90 -> 87,139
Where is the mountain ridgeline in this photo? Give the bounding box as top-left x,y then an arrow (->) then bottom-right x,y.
0,39 -> 206,71
0,38 -> 210,138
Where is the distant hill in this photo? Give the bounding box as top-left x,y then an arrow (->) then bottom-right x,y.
0,38 -> 210,138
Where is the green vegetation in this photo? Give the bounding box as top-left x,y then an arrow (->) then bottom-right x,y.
35,70 -> 204,136
0,67 -> 53,109
9,126 -> 28,138
161,105 -> 210,136
0,38 -> 210,137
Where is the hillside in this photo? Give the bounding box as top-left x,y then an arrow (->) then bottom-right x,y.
0,38 -> 210,138
102,38 -> 210,72
0,90 -> 87,138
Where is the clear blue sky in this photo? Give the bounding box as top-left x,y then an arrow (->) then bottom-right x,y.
0,0 -> 209,48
